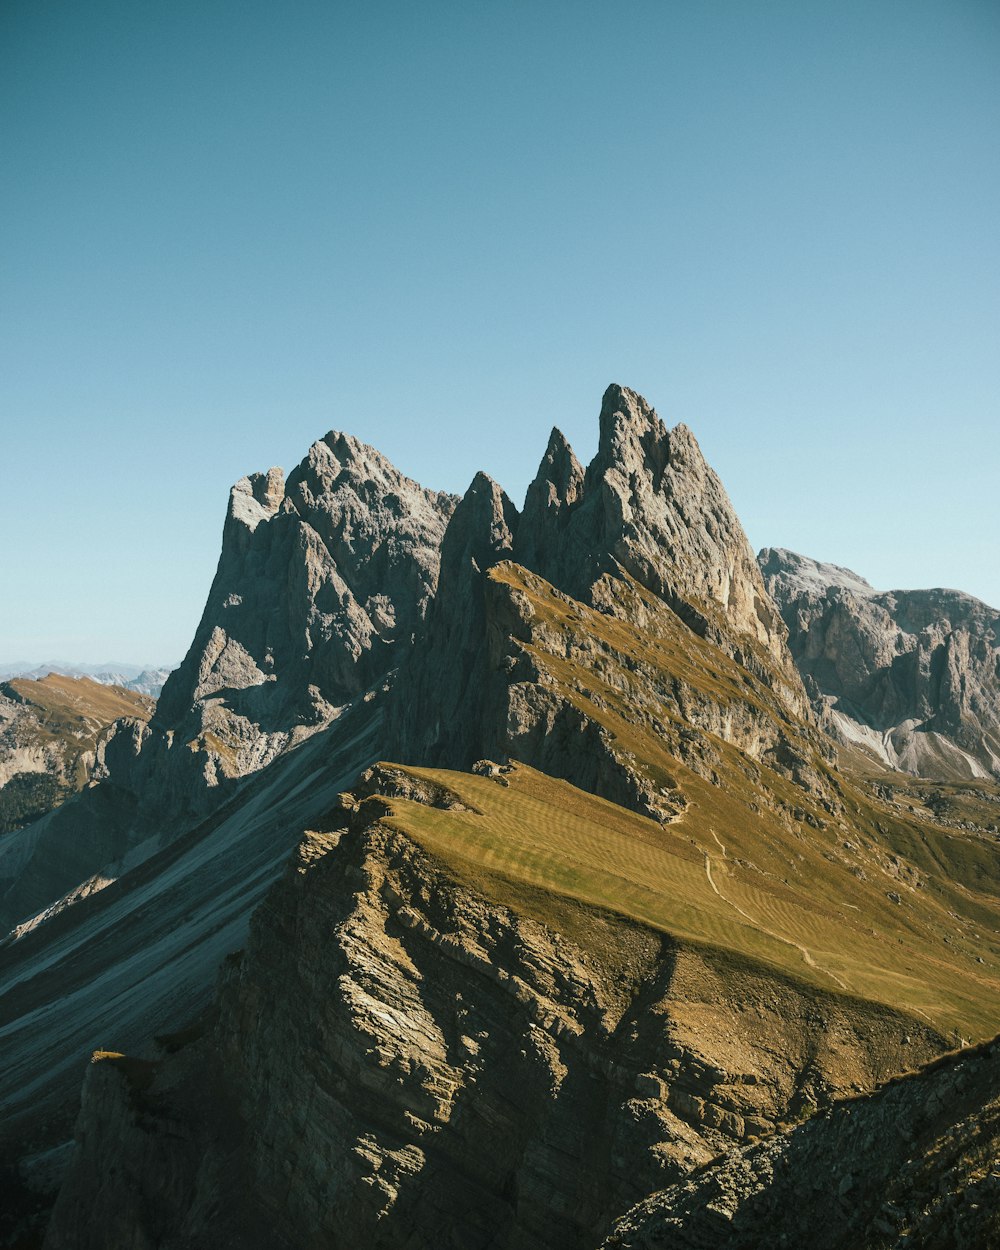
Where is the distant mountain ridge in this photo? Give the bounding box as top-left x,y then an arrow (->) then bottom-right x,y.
0,663 -> 174,698
760,546 -> 1000,781
0,674 -> 155,836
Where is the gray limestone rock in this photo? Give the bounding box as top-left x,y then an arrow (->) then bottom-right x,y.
0,433 -> 454,936
391,384 -> 811,789
760,547 -> 1000,781
518,387 -> 797,683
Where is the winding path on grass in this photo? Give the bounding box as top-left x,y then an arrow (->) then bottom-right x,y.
703,827 -> 849,991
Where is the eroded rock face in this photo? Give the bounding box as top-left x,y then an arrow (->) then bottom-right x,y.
44,807 -> 942,1250
519,387 -> 789,671
152,434 -> 456,790
760,548 -> 1000,781
393,385 -> 810,786
392,471 -> 520,767
605,1035 -> 1000,1250
0,436 -> 454,938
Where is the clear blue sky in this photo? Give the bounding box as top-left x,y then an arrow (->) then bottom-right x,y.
2,0 -> 998,664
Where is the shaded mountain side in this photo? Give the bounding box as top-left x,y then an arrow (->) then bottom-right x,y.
396,558 -> 833,821
604,1033 -> 1000,1250
0,675 -> 153,836
42,791 -> 951,1250
0,696 -> 381,1171
760,547 -> 1000,782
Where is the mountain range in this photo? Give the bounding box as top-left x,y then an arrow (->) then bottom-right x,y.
2,385 -> 998,1250
0,664 -> 173,698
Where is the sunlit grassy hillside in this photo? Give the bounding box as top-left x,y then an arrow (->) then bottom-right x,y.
370,564 -> 1000,1043
382,761 -> 1000,1041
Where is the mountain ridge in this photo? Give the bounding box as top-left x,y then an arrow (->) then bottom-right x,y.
3,385 -> 999,1250
760,545 -> 1000,782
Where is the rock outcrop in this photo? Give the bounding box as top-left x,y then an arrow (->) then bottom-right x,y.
145,433 -> 455,812
394,385 -> 811,787
520,388 -> 791,674
605,1034 -> 1000,1250
760,547 -> 1000,781
43,799 -> 945,1250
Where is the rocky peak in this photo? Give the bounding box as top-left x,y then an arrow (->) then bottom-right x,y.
588,382 -> 670,490
762,547 -> 1000,781
439,471 -> 518,582
759,547 -> 877,601
226,468 -> 285,536
391,472 -> 518,767
114,428 -> 457,852
528,426 -> 585,509
394,384 -> 810,778
516,385 -> 800,688
516,428 -> 584,579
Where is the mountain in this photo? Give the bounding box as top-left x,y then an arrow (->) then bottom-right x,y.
760,547 -> 1000,782
0,675 -> 154,835
0,664 -> 174,698
0,434 -> 454,938
3,387 -> 1000,1249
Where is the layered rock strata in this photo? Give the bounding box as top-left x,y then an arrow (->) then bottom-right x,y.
605,1034 -> 1000,1250
44,799 -> 944,1250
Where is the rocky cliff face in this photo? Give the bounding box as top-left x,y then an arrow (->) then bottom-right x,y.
44,795 -> 945,1250
760,547 -> 1000,781
138,432 -> 456,817
0,435 -> 454,939
395,385 -> 810,784
605,1034 -> 1000,1250
0,675 -> 153,832
520,388 -> 790,673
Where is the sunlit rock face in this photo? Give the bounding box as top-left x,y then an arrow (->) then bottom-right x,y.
761,547 -> 1000,781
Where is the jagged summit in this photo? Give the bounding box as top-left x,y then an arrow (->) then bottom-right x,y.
525,426 -> 584,508
6,383 -> 1000,1250
227,467 -> 285,534
448,471 -> 519,572
394,384 -> 810,772
590,382 -> 669,481
519,385 -> 798,679
517,426 -> 584,578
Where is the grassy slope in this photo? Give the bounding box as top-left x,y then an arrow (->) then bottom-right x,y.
378,564 -> 1000,1042
4,674 -> 152,750
0,675 -> 154,828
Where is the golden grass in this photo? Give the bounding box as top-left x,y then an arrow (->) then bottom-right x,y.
373,564 -> 1000,1042
383,762 -> 1000,1040
4,673 -> 152,752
